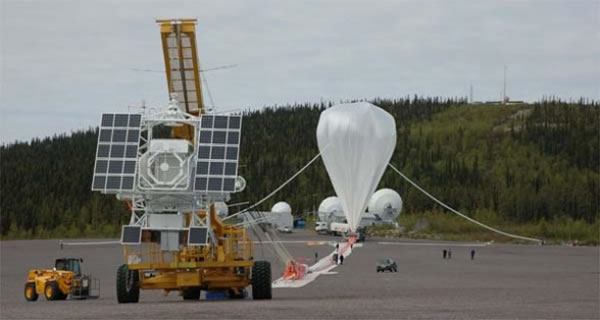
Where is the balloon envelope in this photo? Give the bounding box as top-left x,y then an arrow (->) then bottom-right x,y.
316,102 -> 396,232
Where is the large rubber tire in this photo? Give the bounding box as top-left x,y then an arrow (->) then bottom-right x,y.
182,287 -> 201,300
44,281 -> 60,301
251,261 -> 272,300
24,282 -> 38,301
116,264 -> 140,303
57,290 -> 68,300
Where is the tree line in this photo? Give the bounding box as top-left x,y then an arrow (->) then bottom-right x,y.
1,97 -> 598,239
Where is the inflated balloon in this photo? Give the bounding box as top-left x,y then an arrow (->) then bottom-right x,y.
316,102 -> 396,232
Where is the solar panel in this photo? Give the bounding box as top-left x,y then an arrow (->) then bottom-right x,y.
121,225 -> 142,245
188,227 -> 208,245
193,114 -> 242,193
92,113 -> 142,192
159,20 -> 204,112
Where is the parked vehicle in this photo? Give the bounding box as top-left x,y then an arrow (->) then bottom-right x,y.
277,226 -> 292,233
315,221 -> 329,234
376,258 -> 397,272
25,258 -> 99,301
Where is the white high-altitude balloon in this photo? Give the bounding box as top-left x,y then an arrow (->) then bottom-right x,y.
316,102 -> 396,232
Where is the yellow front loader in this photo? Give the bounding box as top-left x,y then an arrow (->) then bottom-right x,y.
24,258 -> 99,301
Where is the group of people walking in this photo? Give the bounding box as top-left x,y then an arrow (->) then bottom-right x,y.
443,248 -> 476,260
333,243 -> 344,265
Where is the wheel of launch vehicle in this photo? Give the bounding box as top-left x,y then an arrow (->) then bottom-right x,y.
24,282 -> 38,301
44,281 -> 60,301
228,289 -> 245,299
57,290 -> 69,300
182,287 -> 201,300
117,264 -> 140,303
251,261 -> 272,300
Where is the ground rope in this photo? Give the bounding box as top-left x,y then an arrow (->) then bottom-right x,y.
224,151 -> 323,221
388,163 -> 542,243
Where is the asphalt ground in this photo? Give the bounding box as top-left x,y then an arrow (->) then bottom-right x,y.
1,230 -> 598,319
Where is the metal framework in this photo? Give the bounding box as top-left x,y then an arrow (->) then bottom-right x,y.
89,18 -> 266,301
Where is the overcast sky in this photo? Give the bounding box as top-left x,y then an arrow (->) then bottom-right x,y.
1,0 -> 598,144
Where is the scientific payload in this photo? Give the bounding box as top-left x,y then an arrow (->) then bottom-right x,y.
90,18 -> 272,303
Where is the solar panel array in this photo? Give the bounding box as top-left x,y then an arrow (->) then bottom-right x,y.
92,113 -> 142,192
121,225 -> 142,245
194,114 -> 242,193
188,227 -> 209,245
164,32 -> 202,112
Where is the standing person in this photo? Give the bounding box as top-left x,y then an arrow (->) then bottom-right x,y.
448,249 -> 452,259
336,243 -> 339,251
443,249 -> 447,259
471,249 -> 476,260
339,254 -> 344,265
315,251 -> 319,262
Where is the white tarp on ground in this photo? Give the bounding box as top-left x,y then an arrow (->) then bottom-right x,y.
272,241 -> 362,288
316,102 -> 396,232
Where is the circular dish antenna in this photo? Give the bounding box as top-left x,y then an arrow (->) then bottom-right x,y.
317,196 -> 345,221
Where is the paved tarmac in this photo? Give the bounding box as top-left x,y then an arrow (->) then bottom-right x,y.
1,230 -> 598,319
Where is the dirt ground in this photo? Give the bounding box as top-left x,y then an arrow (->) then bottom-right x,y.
1,230 -> 598,319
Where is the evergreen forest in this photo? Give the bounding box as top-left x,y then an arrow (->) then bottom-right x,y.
1,97 -> 598,243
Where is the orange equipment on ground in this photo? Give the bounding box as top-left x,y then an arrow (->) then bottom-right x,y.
283,260 -> 307,280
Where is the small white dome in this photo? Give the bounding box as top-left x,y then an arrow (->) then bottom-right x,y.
271,201 -> 292,214
318,196 -> 345,220
368,189 -> 402,220
214,201 -> 229,218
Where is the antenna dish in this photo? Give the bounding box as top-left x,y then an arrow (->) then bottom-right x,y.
368,188 -> 403,220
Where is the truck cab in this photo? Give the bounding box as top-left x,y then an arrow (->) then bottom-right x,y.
315,221 -> 329,234
54,258 -> 82,276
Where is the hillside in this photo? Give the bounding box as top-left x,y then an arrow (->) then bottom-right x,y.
1,97 -> 598,241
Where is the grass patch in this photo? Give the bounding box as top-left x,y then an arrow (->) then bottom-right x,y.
368,210 -> 599,245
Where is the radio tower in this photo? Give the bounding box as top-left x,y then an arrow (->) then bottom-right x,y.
503,65 -> 507,105
469,84 -> 473,103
